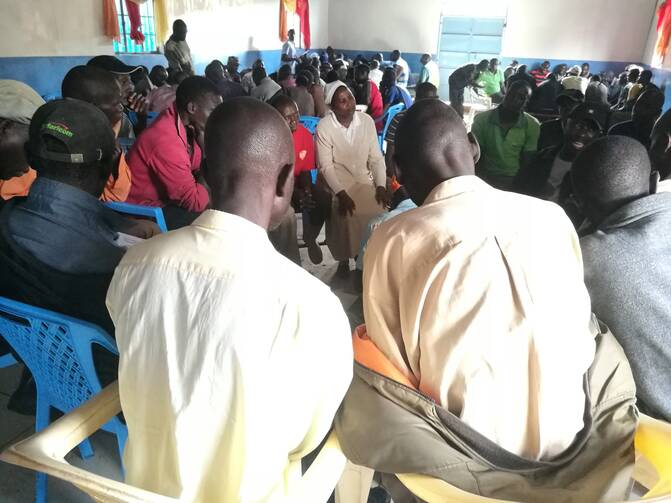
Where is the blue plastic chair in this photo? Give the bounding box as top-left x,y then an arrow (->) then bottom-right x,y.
0,296 -> 127,503
299,115 -> 320,134
105,202 -> 168,233
378,103 -> 406,151
0,351 -> 17,368
40,93 -> 61,102
128,111 -> 159,127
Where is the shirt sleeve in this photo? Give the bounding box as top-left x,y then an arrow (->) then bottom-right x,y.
366,117 -> 387,188
368,82 -> 383,120
316,124 -> 346,194
524,117 -> 541,152
150,143 -> 209,212
101,152 -> 132,203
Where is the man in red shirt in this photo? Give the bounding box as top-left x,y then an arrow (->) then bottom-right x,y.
530,61 -> 551,86
127,76 -> 222,229
270,94 -> 328,264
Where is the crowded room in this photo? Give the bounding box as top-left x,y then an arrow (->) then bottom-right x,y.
2,0 -> 671,501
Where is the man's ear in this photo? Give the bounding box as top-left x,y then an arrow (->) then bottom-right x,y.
468,132 -> 481,163
651,169 -> 660,194
275,163 -> 293,198
186,101 -> 197,115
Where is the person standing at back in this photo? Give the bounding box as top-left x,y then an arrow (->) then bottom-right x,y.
448,60 -> 488,118
164,19 -> 193,75
471,80 -> 540,190
575,135 -> 671,421
281,29 -> 299,74
418,53 -> 440,87
107,97 -> 353,501
390,50 -> 410,89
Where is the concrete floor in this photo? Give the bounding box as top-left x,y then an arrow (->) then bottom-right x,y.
0,229 -> 364,502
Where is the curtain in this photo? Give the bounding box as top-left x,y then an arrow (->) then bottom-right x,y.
125,0 -> 146,44
278,0 -> 310,49
103,0 -> 120,41
655,1 -> 671,67
153,0 -> 170,46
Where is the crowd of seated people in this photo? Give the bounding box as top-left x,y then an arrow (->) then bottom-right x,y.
1,18 -> 671,503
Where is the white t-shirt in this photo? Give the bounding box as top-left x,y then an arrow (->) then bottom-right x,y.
282,40 -> 297,72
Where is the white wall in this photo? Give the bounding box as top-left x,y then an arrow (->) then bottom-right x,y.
166,0 -> 329,62
0,0 -> 112,57
0,0 -> 328,59
328,0 -> 441,54
326,0 -> 657,64
503,0 -> 658,62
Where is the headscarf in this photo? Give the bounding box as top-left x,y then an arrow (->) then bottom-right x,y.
0,80 -> 45,124
325,80 -> 348,105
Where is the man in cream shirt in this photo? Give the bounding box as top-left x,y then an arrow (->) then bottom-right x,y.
363,99 -> 595,460
107,98 -> 353,501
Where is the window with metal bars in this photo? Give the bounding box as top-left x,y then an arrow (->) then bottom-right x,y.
113,0 -> 158,54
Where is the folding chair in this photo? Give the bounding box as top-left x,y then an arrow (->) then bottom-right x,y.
0,296 -> 127,503
299,115 -> 321,134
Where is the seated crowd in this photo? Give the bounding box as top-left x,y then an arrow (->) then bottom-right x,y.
0,17 -> 668,503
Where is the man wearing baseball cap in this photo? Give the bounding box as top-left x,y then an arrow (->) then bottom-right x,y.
0,99 -> 158,341
515,102 -> 604,202
538,89 -> 585,150
0,80 -> 44,203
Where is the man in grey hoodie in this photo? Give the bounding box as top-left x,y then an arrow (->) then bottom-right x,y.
575,135 -> 671,420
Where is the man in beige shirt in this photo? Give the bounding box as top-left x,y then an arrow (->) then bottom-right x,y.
164,19 -> 193,75
362,99 -> 596,460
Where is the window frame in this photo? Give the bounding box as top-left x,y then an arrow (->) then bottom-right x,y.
113,0 -> 159,55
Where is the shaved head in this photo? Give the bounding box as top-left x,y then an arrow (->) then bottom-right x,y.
395,100 -> 475,205
572,135 -> 652,225
204,97 -> 294,230
61,65 -> 122,126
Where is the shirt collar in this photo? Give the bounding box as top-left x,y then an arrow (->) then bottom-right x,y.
490,107 -> 528,129
423,175 -> 491,205
192,209 -> 271,242
329,110 -> 361,130
598,193 -> 671,230
167,101 -> 190,147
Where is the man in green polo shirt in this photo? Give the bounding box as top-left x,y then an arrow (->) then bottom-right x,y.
471,80 -> 539,190
478,58 -> 505,103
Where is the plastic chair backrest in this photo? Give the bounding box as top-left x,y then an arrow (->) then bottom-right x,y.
128,112 -> 159,127
105,202 -> 168,233
41,93 -> 61,102
299,115 -> 320,134
396,414 -> 671,503
379,103 -> 405,151
0,296 -> 117,415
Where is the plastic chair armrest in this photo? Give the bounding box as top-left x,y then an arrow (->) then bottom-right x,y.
0,382 -> 178,503
295,429 -> 346,502
635,414 -> 671,499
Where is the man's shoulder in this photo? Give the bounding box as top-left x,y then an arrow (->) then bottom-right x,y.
523,112 -> 541,127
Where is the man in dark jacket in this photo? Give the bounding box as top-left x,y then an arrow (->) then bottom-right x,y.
576,135 -> 671,421
515,103 -> 604,201
537,89 -> 584,150
527,65 -> 564,115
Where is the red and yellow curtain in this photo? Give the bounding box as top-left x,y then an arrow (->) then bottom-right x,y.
279,0 -> 311,49
103,0 -> 169,45
655,0 -> 671,67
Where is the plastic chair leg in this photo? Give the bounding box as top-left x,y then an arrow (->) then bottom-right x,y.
34,398 -> 49,503
77,437 -> 94,460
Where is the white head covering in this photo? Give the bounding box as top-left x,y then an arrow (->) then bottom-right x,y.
568,65 -> 581,76
325,80 -> 349,105
0,80 -> 45,124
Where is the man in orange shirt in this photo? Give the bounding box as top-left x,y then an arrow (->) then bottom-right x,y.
0,80 -> 43,202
